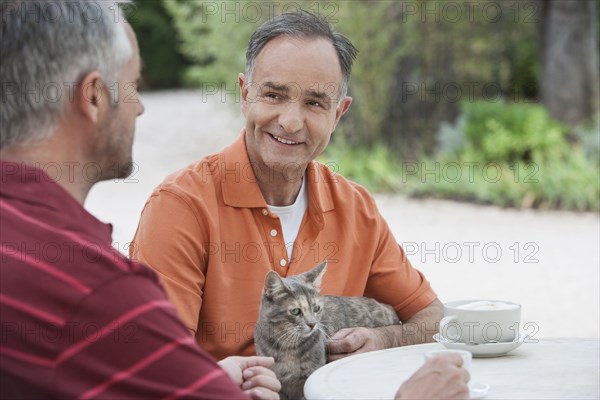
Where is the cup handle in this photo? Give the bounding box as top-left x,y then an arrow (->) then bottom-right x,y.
440,315 -> 458,326
439,315 -> 458,341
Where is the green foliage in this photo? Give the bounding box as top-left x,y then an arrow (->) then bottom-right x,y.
320,137 -> 401,192
162,0 -> 265,85
401,103 -> 600,211
333,1 -> 406,147
461,101 -> 566,163
127,0 -> 190,89
324,102 -> 599,211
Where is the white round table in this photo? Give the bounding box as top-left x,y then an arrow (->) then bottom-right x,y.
304,338 -> 599,399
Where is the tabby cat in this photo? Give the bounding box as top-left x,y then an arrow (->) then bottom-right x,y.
254,262 -> 400,400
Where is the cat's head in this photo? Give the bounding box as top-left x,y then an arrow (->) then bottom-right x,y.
257,262 -> 327,344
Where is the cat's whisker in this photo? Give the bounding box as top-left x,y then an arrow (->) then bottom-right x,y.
274,326 -> 303,349
255,263 -> 400,400
317,325 -> 333,340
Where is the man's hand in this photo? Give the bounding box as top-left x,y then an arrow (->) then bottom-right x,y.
395,353 -> 470,399
326,327 -> 394,362
218,356 -> 281,400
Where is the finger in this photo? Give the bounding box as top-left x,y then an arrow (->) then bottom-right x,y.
237,356 -> 276,369
242,372 -> 282,392
327,332 -> 364,354
328,328 -> 353,341
244,388 -> 280,400
429,353 -> 464,367
326,339 -> 353,354
243,366 -> 278,381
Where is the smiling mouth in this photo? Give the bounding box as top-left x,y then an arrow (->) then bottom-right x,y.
269,133 -> 301,145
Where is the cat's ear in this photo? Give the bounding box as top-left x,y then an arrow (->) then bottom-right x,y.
301,261 -> 327,290
264,271 -> 289,299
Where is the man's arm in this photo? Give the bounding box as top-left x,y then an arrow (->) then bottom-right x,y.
327,299 -> 443,362
130,189 -> 207,334
55,272 -> 280,399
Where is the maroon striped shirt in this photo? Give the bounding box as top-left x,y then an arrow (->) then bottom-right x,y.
0,161 -> 248,399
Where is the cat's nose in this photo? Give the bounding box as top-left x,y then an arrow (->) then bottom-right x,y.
307,321 -> 315,329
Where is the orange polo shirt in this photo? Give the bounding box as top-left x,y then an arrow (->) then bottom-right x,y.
130,131 -> 437,360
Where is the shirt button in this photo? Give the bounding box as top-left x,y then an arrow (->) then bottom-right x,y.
262,209 -> 268,216
280,259 -> 287,267
270,229 -> 277,237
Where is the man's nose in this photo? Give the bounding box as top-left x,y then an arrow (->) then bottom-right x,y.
137,96 -> 145,116
278,102 -> 303,134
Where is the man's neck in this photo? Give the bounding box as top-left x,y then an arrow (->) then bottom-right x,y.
0,146 -> 92,205
255,165 -> 306,206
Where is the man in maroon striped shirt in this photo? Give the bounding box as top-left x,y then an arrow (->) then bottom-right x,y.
0,1 -> 469,399
0,1 -> 281,398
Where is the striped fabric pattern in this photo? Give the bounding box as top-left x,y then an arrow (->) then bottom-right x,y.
0,161 -> 248,399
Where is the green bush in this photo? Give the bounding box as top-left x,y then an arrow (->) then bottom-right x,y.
320,137 -> 401,193
461,101 -> 566,163
402,103 -> 599,211
127,0 -> 191,89
323,103 -> 600,211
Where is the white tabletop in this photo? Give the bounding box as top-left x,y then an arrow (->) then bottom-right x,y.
304,338 -> 599,399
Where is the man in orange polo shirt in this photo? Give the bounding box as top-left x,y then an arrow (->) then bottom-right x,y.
130,11 -> 443,362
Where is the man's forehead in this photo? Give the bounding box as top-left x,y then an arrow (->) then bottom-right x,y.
254,37 -> 341,74
252,36 -> 343,97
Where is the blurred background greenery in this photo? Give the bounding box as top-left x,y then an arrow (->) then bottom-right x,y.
127,0 -> 600,211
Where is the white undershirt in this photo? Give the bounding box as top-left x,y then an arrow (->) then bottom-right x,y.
267,175 -> 308,260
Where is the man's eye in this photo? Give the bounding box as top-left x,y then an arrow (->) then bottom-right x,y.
313,305 -> 321,312
290,308 -> 302,316
307,100 -> 322,108
265,93 -> 280,100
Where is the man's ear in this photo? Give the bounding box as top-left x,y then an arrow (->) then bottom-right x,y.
76,70 -> 105,124
238,72 -> 248,115
332,96 -> 352,130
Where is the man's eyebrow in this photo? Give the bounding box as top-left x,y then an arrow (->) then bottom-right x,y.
263,82 -> 289,92
305,89 -> 331,100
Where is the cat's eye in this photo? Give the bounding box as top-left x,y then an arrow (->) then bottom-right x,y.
313,305 -> 321,312
290,308 -> 302,316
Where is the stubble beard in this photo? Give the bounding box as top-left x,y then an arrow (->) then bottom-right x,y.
94,105 -> 135,182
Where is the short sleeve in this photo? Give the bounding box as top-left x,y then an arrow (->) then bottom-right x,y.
362,197 -> 437,320
130,189 -> 207,334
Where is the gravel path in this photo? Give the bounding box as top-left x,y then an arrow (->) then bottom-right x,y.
87,90 -> 600,339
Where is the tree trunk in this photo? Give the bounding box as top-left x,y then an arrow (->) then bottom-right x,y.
538,0 -> 600,127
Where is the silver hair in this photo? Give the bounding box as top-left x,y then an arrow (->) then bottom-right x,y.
245,10 -> 358,102
0,0 -> 133,148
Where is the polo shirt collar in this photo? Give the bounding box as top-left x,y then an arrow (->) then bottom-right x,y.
0,160 -> 113,245
220,131 -> 335,214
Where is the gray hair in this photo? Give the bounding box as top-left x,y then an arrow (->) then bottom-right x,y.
0,0 -> 132,148
245,10 -> 358,101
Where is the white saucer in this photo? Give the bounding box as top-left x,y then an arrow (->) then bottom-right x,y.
470,382 -> 490,399
433,332 -> 527,358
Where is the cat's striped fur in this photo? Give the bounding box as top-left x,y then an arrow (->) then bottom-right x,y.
254,262 -> 400,400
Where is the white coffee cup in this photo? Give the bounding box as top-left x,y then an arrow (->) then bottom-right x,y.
439,299 -> 521,344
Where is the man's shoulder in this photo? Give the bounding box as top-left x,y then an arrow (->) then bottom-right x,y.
153,152 -> 223,197
311,161 -> 376,203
